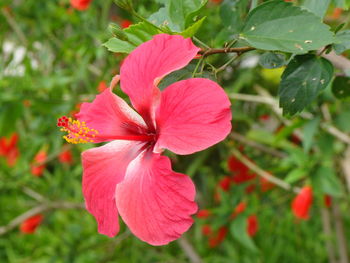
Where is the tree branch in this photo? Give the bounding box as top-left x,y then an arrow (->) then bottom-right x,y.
199,47 -> 255,57
321,208 -> 337,263
1,7 -> 28,45
229,132 -> 287,158
252,86 -> 350,146
322,51 -> 350,72
177,236 -> 202,263
230,147 -> 301,193
332,203 -> 349,263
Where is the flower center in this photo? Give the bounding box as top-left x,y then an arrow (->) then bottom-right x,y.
57,116 -> 155,144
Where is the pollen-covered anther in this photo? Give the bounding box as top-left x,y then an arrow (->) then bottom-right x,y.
57,116 -> 98,144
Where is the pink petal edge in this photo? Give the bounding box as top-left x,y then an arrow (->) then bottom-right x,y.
155,78 -> 232,155
120,34 -> 200,126
82,140 -> 145,237
115,150 -> 197,245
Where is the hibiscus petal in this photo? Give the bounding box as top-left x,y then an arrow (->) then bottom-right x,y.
120,34 -> 200,126
115,151 -> 197,245
82,140 -> 145,237
76,88 -> 147,143
154,78 -> 232,155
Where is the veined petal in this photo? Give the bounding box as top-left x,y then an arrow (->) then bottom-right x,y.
75,88 -> 147,143
82,140 -> 145,237
120,34 -> 200,127
154,78 -> 232,155
115,151 -> 197,246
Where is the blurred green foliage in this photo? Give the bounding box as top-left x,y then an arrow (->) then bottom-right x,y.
1,0 -> 350,262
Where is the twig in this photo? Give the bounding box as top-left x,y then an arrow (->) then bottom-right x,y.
321,104 -> 332,122
177,236 -> 202,263
230,147 -> 301,193
193,36 -> 210,49
332,203 -> 349,263
321,208 -> 337,263
322,51 -> 350,72
231,88 -> 350,146
88,64 -> 103,76
0,202 -> 85,235
229,92 -> 275,105
199,47 -> 255,57
1,8 -> 28,45
22,187 -> 46,202
216,54 -> 239,73
229,132 -> 287,158
322,124 -> 350,145
254,86 -> 350,146
341,146 -> 350,193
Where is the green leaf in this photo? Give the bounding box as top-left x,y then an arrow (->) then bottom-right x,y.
123,22 -> 160,46
103,38 -> 135,54
108,23 -> 128,40
334,23 -> 345,34
332,76 -> 350,99
335,110 -> 350,132
180,16 -> 206,38
241,1 -> 334,54
0,102 -> 23,136
302,0 -> 331,18
333,30 -> 350,54
230,216 -> 259,253
285,168 -> 306,184
103,22 -> 160,54
332,0 -> 348,8
312,165 -> 343,197
279,55 -> 334,115
148,7 -> 176,31
259,52 -> 286,69
149,0 -> 207,32
303,117 -> 320,153
220,0 -> 250,33
158,66 -> 194,90
158,63 -> 214,90
114,0 -> 133,11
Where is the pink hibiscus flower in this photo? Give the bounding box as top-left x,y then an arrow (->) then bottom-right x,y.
57,34 -> 232,245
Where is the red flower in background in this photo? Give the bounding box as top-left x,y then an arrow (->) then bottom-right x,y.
58,149 -> 73,164
210,0 -> 223,4
0,133 -> 20,167
291,186 -> 313,220
208,226 -> 228,248
20,214 -> 43,234
23,100 -> 31,107
260,177 -> 275,192
259,114 -> 270,121
331,8 -> 343,19
228,156 -> 256,184
97,81 -> 108,93
247,215 -> 258,237
31,150 -> 47,177
230,201 -> 246,219
201,224 -> 213,236
324,195 -> 332,208
70,0 -> 92,10
218,176 -> 232,191
121,19 -> 132,29
197,209 -> 212,219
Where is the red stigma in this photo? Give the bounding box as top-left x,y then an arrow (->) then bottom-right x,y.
57,116 -> 69,128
